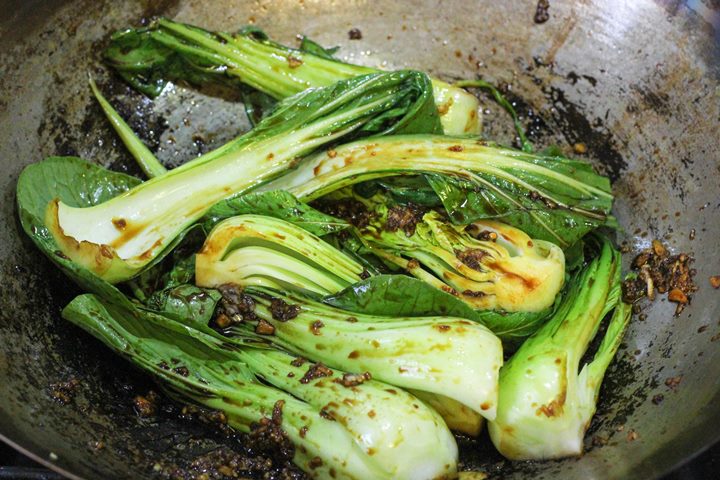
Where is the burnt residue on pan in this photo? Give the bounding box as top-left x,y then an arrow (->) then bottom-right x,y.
470,68 -> 628,183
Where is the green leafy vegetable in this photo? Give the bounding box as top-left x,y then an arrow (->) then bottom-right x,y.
63,293 -> 458,479
267,135 -> 615,248
41,70 -> 439,283
324,274 -> 557,347
224,287 -> 502,421
201,190 -> 348,236
195,215 -> 365,295
104,17 -> 479,135
488,238 -> 631,460
336,193 -> 565,312
16,156 -> 142,302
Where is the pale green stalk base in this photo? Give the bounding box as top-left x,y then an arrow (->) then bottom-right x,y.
196,215 -> 364,295
488,240 -> 631,460
237,289 -> 503,420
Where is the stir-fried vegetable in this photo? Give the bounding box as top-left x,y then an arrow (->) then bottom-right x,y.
197,196 -> 564,312
196,215 -> 366,295
15,16 -> 636,475
265,135 -> 616,248
215,286 -> 502,421
104,17 -> 480,135
45,70 -> 438,283
63,294 -> 458,479
488,239 -> 631,460
194,210 -> 562,351
325,192 -> 565,312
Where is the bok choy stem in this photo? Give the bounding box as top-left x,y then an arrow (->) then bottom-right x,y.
46,71 -> 437,283
104,17 -> 480,135
62,293 -> 459,479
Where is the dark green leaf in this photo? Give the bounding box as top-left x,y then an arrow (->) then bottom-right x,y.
355,176 -> 443,207
563,239 -> 586,272
104,27 -> 232,97
202,190 -> 349,236
323,274 -> 555,346
358,74 -> 442,136
234,70 -> 440,148
299,36 -> 340,60
146,284 -> 221,330
325,274 -> 478,318
423,146 -> 615,248
472,298 -> 562,350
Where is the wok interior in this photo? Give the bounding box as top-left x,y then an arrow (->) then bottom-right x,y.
0,0 -> 718,478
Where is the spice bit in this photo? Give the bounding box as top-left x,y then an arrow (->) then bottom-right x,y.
335,371 -> 372,387
133,391 -> 159,417
621,239 -> 697,315
287,55 -> 303,68
665,376 -> 682,391
534,0 -> 550,24
667,288 -> 688,304
710,275 -> 720,289
651,239 -> 667,257
270,298 -> 300,321
214,313 -> 232,329
291,356 -> 307,367
299,362 -> 333,384
310,320 -> 324,336
255,318 -> 276,335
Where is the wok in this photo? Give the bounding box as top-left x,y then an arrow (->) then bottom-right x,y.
1,0 -> 718,478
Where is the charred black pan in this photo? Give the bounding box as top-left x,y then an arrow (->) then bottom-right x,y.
1,0 -> 719,478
